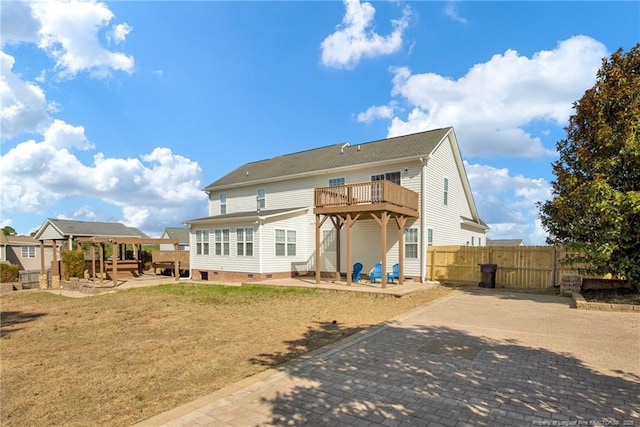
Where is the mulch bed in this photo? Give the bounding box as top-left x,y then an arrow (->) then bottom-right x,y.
580,288 -> 640,305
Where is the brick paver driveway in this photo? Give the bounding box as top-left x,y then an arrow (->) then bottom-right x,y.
137,290 -> 640,427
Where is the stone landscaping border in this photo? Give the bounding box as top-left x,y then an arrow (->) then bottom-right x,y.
572,292 -> 640,312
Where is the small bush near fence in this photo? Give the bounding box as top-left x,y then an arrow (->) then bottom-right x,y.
61,250 -> 85,280
0,263 -> 20,283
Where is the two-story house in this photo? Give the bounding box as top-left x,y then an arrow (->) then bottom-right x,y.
185,127 -> 487,285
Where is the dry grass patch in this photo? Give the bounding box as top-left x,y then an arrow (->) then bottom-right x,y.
1,283 -> 452,426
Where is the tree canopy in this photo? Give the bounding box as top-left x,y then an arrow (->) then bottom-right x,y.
2,226 -> 17,236
539,44 -> 640,288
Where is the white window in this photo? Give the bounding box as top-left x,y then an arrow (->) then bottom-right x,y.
471,236 -> 475,246
479,237 -> 482,246
404,228 -> 418,258
220,193 -> 227,215
328,177 -> 345,187
215,229 -> 230,256
257,188 -> 266,210
21,246 -> 36,258
443,178 -> 449,206
428,228 -> 433,245
237,228 -> 253,256
195,230 -> 209,255
275,229 -> 296,256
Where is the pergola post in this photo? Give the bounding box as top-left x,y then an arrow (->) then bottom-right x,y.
99,243 -> 105,284
174,242 -> 180,281
91,243 -> 96,281
51,240 -> 60,289
112,242 -> 118,287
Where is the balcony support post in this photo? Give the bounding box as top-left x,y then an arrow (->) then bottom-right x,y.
395,216 -> 407,285
315,214 -> 330,284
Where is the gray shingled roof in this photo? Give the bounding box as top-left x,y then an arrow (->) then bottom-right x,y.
162,227 -> 190,244
45,219 -> 149,238
186,207 -> 308,224
204,128 -> 452,191
486,239 -> 526,246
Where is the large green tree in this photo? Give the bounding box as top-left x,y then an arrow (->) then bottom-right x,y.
539,44 -> 640,289
2,226 -> 17,236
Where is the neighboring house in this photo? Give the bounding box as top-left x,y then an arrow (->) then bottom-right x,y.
186,127 -> 488,284
486,239 -> 526,247
159,227 -> 190,251
0,234 -> 55,271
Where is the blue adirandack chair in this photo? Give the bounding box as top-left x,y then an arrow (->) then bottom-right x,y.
387,263 -> 400,283
352,262 -> 363,282
369,262 -> 382,283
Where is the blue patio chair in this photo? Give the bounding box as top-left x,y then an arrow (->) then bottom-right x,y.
387,263 -> 399,283
369,262 -> 382,283
351,262 -> 363,282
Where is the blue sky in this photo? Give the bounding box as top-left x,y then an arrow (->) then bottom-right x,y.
1,1 -> 638,244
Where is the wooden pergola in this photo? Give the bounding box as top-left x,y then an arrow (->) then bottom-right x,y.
313,181 -> 419,288
40,236 -> 180,287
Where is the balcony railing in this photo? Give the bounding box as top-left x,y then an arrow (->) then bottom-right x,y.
314,181 -> 419,212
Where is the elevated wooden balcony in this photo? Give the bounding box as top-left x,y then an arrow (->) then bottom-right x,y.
314,181 -> 419,218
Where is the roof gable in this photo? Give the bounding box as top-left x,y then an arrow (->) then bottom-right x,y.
204,127 -> 452,191
161,227 -> 190,244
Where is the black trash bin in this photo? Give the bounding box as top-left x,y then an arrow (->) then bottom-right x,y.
478,264 -> 497,288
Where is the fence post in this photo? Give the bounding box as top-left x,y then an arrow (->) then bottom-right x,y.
552,245 -> 557,287
429,247 -> 436,281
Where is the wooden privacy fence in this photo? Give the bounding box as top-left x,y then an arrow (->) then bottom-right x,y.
427,245 -> 579,288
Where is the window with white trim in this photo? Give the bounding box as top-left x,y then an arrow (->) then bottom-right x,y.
220,193 -> 227,215
443,178 -> 449,206
471,236 -> 475,246
215,229 -> 230,256
237,228 -> 253,256
257,188 -> 266,210
328,177 -> 345,187
428,228 -> 433,245
275,229 -> 296,256
21,246 -> 36,258
404,228 -> 418,258
195,230 -> 209,255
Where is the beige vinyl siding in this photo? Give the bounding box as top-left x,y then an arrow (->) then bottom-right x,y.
424,135 -> 483,245
38,224 -> 64,240
207,162 -> 423,217
260,212 -> 312,273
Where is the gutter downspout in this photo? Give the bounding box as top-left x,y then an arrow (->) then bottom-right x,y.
420,156 -> 430,283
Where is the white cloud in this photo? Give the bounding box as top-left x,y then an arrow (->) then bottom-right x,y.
108,23 -> 132,44
0,121 -> 207,231
379,36 -> 607,158
465,161 -> 551,245
321,0 -> 411,69
0,0 -> 40,47
443,1 -> 467,24
30,0 -> 135,78
0,52 -> 51,139
356,103 -> 396,123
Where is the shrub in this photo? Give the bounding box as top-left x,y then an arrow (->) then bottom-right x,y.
61,250 -> 85,280
0,263 -> 20,283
